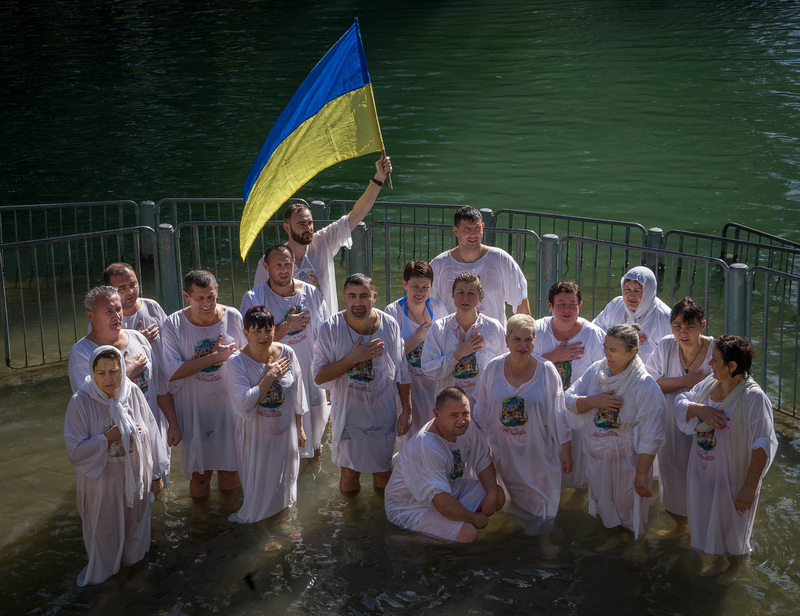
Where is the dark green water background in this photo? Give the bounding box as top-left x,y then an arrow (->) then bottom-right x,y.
2,2 -> 800,615
3,0 -> 800,240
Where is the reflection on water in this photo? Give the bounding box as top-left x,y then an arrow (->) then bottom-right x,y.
0,366 -> 798,615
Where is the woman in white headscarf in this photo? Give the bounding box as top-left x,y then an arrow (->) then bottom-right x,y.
64,345 -> 166,586
565,324 -> 666,544
675,335 -> 777,575
593,266 -> 671,363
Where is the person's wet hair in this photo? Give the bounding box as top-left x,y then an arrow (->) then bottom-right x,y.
243,306 -> 275,331
607,323 -> 641,352
343,273 -> 375,292
670,296 -> 705,325
84,286 -> 119,312
548,280 -> 582,305
183,270 -> 217,294
715,335 -> 753,377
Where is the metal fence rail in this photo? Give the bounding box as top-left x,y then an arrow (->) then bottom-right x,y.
0,227 -> 152,368
723,222 -> 800,252
747,266 -> 800,417
663,229 -> 800,276
155,197 -> 310,229
0,201 -> 140,244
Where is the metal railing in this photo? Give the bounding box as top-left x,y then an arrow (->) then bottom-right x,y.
1,201 -> 798,420
0,201 -> 139,244
0,227 -> 153,368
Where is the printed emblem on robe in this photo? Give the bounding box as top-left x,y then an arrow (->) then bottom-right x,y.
347,358 -> 375,382
555,360 -> 572,390
406,341 -> 423,368
696,429 -> 716,451
453,352 -> 478,380
194,337 -> 222,373
594,407 -> 620,429
449,448 -> 464,480
259,381 -> 284,409
134,370 -> 149,394
296,268 -> 321,291
500,395 -> 527,427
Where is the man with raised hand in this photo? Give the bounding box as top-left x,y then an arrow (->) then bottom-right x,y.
254,155 -> 392,314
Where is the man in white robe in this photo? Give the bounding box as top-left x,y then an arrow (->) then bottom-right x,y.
385,386 -> 505,543
312,273 -> 412,493
254,155 -> 392,314
429,206 -> 529,326
161,270 -> 246,500
241,244 -> 329,457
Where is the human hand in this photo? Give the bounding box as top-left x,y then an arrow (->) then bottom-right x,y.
211,333 -> 237,363
284,309 -> 310,332
591,391 -> 623,410
550,341 -> 584,363
561,447 -> 573,474
349,336 -> 384,363
471,511 -> 489,529
167,422 -> 182,447
734,485 -> 756,511
297,426 -> 307,449
374,154 -> 392,182
152,479 -> 163,501
265,355 -> 291,380
455,333 -> 483,361
695,404 -> 727,429
682,369 -> 707,389
137,320 -> 159,342
124,351 -> 147,379
396,407 -> 412,436
634,472 -> 652,498
105,424 -> 121,443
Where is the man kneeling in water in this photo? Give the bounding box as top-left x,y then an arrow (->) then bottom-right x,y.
385,386 -> 505,543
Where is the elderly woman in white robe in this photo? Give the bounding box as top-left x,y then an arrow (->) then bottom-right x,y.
675,335 -> 777,575
64,345 -> 166,586
593,266 -> 671,363
565,324 -> 666,545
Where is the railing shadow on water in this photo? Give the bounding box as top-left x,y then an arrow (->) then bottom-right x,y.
1,200 -> 798,419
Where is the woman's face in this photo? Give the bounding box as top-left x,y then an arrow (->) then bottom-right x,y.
506,327 -> 535,358
622,279 -> 644,312
452,281 -> 481,314
402,276 -> 432,306
93,356 -> 123,399
603,335 -> 637,375
548,291 -> 581,328
671,313 -> 704,348
709,346 -> 736,381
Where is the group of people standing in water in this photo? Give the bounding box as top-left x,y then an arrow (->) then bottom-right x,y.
62,157 -> 777,586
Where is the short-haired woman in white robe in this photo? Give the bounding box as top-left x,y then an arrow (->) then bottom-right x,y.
645,296 -> 713,536
565,324 -> 666,550
674,335 -> 777,577
421,272 -> 506,409
473,315 -> 572,550
227,306 -> 307,527
64,345 -> 166,586
592,266 -> 671,363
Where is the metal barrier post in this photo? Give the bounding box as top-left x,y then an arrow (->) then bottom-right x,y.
480,208 -> 495,246
348,222 -> 370,276
645,227 -> 663,275
310,200 -> 328,221
158,223 -> 182,314
538,234 -> 560,318
139,200 -> 156,261
725,262 -> 749,337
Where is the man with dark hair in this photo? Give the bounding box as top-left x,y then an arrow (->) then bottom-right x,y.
161,270 -> 246,501
312,273 -> 411,493
254,155 -> 392,314
241,244 -> 329,457
429,206 -> 529,326
385,386 -> 505,543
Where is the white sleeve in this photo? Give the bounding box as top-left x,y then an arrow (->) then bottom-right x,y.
160,315 -> 186,393
674,376 -> 711,434
501,252 -> 528,310
632,378 -> 666,456
645,338 -> 668,379
420,321 -> 457,380
311,319 -> 338,387
63,395 -> 108,478
68,343 -> 92,393
227,355 -> 262,420
288,347 -> 308,416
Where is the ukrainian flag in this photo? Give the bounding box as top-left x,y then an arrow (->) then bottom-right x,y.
240,19 -> 385,259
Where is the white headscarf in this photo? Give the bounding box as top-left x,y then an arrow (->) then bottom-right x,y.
81,345 -> 144,507
621,266 -> 660,324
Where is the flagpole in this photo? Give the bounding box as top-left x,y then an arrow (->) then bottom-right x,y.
381,149 -> 393,190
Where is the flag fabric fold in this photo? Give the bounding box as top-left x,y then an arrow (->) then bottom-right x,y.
240,18 -> 384,259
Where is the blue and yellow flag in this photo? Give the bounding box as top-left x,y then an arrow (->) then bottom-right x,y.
240,19 -> 385,259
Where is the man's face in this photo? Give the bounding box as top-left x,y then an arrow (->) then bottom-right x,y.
343,283 -> 376,319
284,209 -> 314,245
267,250 -> 294,289
87,294 -> 123,338
433,395 -> 471,442
452,219 -> 484,248
183,283 -> 218,319
108,270 -> 140,311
